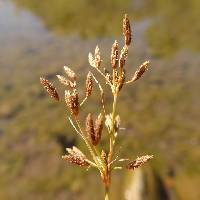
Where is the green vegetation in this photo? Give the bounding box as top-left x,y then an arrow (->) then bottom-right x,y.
13,0 -> 200,55
14,0 -> 132,37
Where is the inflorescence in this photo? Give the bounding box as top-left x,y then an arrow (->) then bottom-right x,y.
40,14 -> 153,199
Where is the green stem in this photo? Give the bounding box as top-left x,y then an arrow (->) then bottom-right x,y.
109,94 -> 117,164
105,186 -> 110,200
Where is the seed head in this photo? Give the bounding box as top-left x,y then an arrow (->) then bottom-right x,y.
94,46 -> 101,68
131,61 -> 150,82
117,69 -> 126,92
40,77 -> 59,101
64,66 -> 76,80
85,71 -> 93,97
111,40 -> 119,69
105,114 -> 112,131
126,155 -> 153,170
94,113 -> 104,145
86,113 -> 104,146
56,75 -> 75,89
88,46 -> 101,69
65,89 -> 79,116
123,14 -> 132,46
86,113 -> 95,144
88,53 -> 95,67
119,46 -> 128,69
62,146 -> 90,167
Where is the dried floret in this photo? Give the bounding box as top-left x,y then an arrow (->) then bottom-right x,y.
40,77 -> 59,101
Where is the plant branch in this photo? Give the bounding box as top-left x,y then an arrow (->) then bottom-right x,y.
90,72 -> 107,115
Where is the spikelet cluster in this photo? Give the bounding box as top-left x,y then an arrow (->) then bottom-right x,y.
56,75 -> 75,89
126,155 -> 154,170
119,46 -> 128,69
123,14 -> 132,46
62,146 -> 89,167
64,66 -> 76,80
88,46 -> 101,69
131,61 -> 150,82
105,114 -> 120,134
111,40 -> 119,69
86,113 -> 104,146
40,77 -> 59,101
86,113 -> 95,144
94,113 -> 104,144
65,89 -> 79,116
85,71 -> 93,97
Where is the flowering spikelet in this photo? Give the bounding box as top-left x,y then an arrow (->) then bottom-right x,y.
40,77 -> 59,101
94,113 -> 104,145
62,146 -> 89,167
56,75 -> 75,89
88,53 -> 95,67
119,46 -> 128,69
105,114 -> 112,131
126,155 -> 153,170
65,89 -> 79,116
94,46 -> 101,68
64,66 -> 76,80
111,40 -> 119,69
123,14 -> 131,46
118,69 -> 126,92
86,113 -> 95,144
88,46 -> 101,68
131,61 -> 150,82
85,71 -> 93,97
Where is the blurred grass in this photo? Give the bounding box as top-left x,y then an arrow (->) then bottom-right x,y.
13,0 -> 200,55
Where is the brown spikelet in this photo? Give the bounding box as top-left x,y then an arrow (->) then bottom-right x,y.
88,46 -> 101,69
56,75 -> 75,89
65,89 -> 79,116
94,46 -> 101,68
123,14 -> 132,46
131,61 -> 150,82
111,40 -> 119,69
62,146 -> 90,167
119,46 -> 128,69
88,53 -> 95,67
94,113 -> 104,145
118,69 -> 126,92
40,77 -> 59,101
85,71 -> 93,97
126,155 -> 153,170
105,114 -> 112,131
64,66 -> 76,80
119,57 -> 125,69
86,113 -> 95,144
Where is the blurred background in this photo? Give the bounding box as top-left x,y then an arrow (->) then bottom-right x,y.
0,0 -> 199,199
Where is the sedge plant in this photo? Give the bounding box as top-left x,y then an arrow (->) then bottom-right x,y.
40,14 -> 153,200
